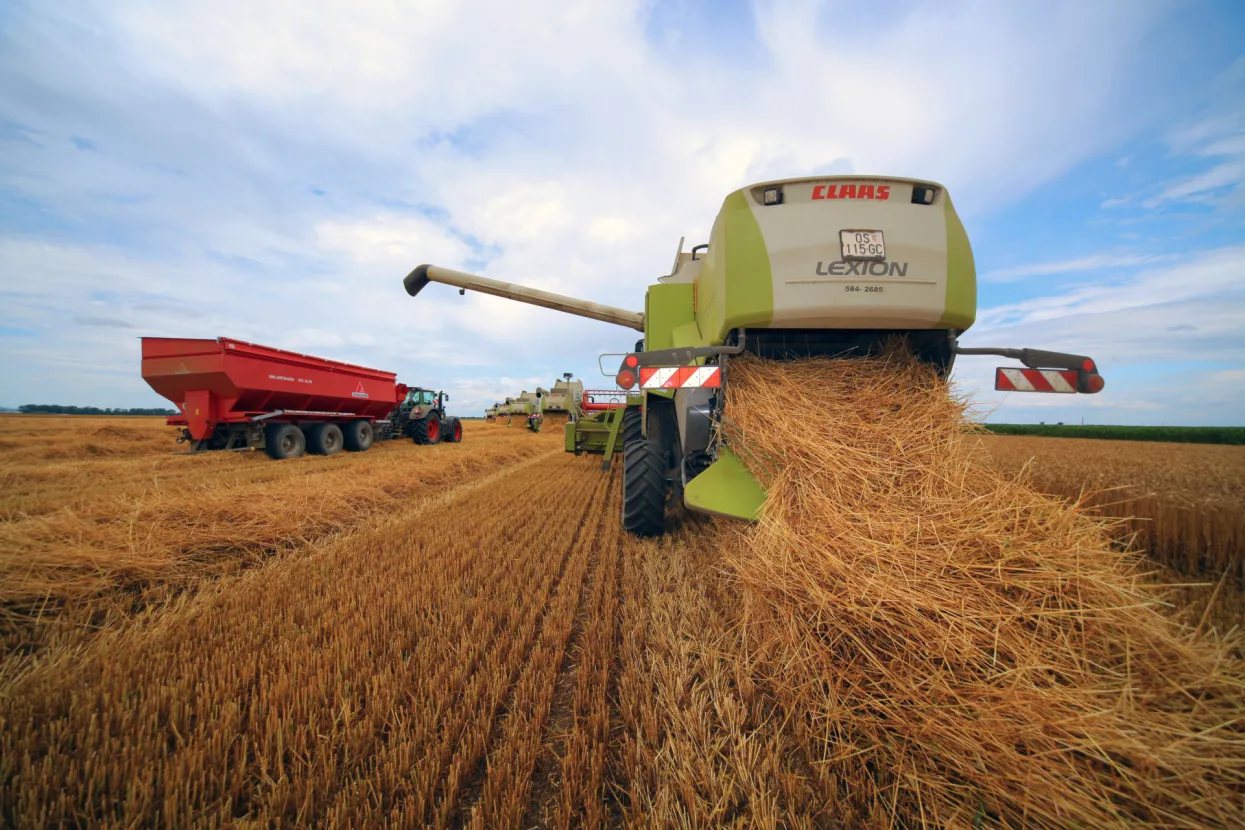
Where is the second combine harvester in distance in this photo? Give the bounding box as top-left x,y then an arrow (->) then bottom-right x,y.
404,176 -> 1106,537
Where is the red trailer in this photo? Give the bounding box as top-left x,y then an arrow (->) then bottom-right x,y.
141,337 -> 461,459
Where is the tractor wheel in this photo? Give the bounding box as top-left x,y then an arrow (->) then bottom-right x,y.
342,419 -> 374,452
448,418 -> 463,443
622,439 -> 667,537
306,422 -> 344,455
621,406 -> 642,448
264,423 -> 305,460
412,413 -> 442,445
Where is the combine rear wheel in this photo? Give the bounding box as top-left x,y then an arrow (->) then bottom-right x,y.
342,419 -> 374,452
412,413 -> 442,445
264,423 -> 305,460
620,406 -> 642,448
622,440 -> 666,537
306,423 -> 344,455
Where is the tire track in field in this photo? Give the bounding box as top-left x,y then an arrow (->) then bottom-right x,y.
330,451 -> 604,827
523,462 -> 622,830
449,458 -> 615,829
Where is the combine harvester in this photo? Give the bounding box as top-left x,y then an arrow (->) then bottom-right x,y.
141,337 -> 462,459
404,176 -> 1105,535
566,388 -> 642,470
507,390 -> 546,432
538,373 -> 583,427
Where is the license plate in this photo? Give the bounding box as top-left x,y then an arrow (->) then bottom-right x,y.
840,229 -> 885,261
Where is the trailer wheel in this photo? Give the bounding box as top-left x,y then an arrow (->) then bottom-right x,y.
343,420 -> 374,452
621,406 -> 642,448
264,423 -> 305,460
306,423 -> 344,455
622,439 -> 667,537
412,412 -> 441,445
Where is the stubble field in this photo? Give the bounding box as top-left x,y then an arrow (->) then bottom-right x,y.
1,399 -> 1242,828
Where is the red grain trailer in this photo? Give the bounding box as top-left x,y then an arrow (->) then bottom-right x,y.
141,337 -> 457,459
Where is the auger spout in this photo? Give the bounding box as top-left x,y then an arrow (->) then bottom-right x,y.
404,264 -> 645,332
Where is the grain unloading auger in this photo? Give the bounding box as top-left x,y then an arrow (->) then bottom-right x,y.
405,175 -> 1105,536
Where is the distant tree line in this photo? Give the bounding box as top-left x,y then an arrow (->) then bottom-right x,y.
17,404 -> 176,416
983,423 -> 1245,446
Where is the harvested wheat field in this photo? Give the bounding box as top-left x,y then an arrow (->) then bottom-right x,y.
978,434 -> 1245,634
2,365 -> 1244,829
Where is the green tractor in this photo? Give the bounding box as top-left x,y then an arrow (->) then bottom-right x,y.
405,175 -> 1104,536
388,387 -> 463,445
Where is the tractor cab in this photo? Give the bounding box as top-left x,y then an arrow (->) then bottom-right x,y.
403,388 -> 442,411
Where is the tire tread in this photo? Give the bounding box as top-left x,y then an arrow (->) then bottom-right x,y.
622,440 -> 666,537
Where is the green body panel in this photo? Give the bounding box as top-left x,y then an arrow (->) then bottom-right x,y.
683,447 -> 767,521
644,284 -> 695,351
672,320 -> 704,349
938,192 -> 976,330
564,421 -> 576,452
696,190 -> 775,345
694,213 -> 725,340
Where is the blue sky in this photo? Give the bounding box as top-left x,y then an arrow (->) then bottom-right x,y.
1,0 -> 1243,424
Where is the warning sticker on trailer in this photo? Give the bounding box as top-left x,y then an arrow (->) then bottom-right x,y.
352,382 -> 369,398
639,366 -> 721,389
995,368 -> 1077,394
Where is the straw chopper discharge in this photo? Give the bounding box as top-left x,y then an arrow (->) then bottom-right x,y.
404,175 -> 1106,536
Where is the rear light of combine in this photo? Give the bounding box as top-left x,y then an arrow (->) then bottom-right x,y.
617,354 -> 640,389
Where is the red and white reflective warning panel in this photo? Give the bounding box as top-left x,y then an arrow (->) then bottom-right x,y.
995,367 -> 1078,394
639,366 -> 722,389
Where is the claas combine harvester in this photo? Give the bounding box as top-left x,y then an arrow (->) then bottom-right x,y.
542,374 -> 583,415
404,175 -> 1105,536
509,390 -> 546,432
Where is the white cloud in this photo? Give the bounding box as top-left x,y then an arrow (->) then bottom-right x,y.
957,244 -> 1245,425
315,214 -> 473,271
4,0 -> 1239,422
973,245 -> 1245,331
1143,158 -> 1245,207
980,253 -> 1173,283
1139,67 -> 1245,209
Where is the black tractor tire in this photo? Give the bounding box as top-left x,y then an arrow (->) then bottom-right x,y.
447,418 -> 463,443
342,419 -> 374,452
622,439 -> 667,537
264,423 -> 306,460
620,406 -> 642,448
306,422 -> 344,455
412,412 -> 442,445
